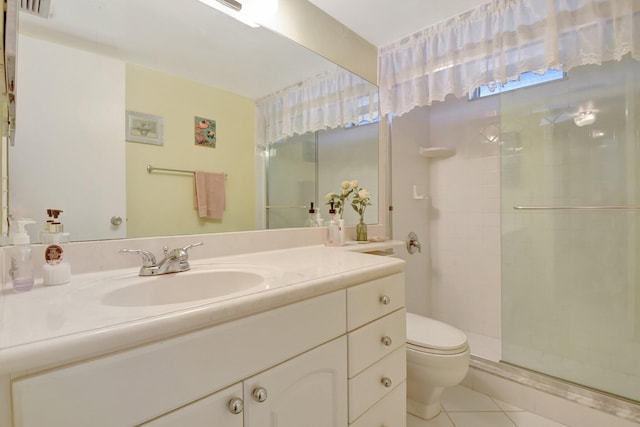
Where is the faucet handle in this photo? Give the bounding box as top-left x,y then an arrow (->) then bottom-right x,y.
119,249 -> 157,267
182,242 -> 204,254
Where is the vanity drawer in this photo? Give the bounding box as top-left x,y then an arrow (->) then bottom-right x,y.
12,290 -> 346,427
349,380 -> 406,427
348,345 -> 406,423
347,273 -> 404,331
348,308 -> 406,377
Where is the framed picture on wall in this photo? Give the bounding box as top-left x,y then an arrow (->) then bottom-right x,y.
126,111 -> 164,145
194,116 -> 216,148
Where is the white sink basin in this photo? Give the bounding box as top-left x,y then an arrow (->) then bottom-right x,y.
102,269 -> 267,307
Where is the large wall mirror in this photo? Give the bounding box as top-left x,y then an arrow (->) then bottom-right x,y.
6,0 -> 380,243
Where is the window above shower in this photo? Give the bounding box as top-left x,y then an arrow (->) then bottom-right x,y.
469,69 -> 566,100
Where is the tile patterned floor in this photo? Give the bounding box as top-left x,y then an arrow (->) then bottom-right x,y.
407,385 -> 568,427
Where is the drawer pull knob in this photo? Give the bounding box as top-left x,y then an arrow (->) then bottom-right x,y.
253,387 -> 268,402
228,397 -> 244,414
381,336 -> 393,346
381,377 -> 393,388
380,295 -> 391,305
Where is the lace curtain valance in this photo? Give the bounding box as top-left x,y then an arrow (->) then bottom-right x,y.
256,66 -> 379,147
379,0 -> 640,118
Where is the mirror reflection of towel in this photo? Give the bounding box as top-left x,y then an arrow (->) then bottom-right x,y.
194,171 -> 225,219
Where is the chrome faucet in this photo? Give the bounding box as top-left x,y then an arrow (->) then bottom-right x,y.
120,242 -> 203,276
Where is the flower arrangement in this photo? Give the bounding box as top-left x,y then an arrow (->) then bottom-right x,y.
350,185 -> 372,222
326,180 -> 372,220
326,179 -> 373,242
325,180 -> 358,218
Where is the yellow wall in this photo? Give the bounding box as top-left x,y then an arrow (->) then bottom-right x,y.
125,64 -> 256,238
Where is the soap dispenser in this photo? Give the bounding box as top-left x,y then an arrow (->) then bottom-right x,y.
325,202 -> 341,246
306,202 -> 320,227
10,218 -> 36,292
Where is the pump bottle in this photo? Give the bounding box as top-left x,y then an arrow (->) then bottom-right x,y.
10,219 -> 36,292
326,202 -> 341,246
306,202 -> 320,227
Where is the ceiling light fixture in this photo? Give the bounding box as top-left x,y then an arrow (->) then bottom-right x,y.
218,0 -> 242,11
573,111 -> 597,127
196,0 -> 260,28
196,0 -> 279,28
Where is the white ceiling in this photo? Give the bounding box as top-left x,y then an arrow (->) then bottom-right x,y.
18,0 -> 336,100
19,0 -> 492,100
310,0 -> 492,47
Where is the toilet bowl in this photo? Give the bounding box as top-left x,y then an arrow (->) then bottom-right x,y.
406,312 -> 470,420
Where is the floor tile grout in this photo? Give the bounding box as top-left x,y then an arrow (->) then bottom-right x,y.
408,385 -> 569,427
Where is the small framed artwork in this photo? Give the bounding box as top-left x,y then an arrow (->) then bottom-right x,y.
126,111 -> 164,146
195,116 -> 216,148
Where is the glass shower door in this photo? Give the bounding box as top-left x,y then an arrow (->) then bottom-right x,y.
265,132 -> 317,229
500,57 -> 640,401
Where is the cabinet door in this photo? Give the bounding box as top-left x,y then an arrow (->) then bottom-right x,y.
244,337 -> 347,427
140,383 -> 243,427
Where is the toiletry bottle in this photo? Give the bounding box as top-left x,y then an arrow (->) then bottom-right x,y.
306,202 -> 320,227
41,209 -> 69,244
43,244 -> 71,286
314,209 -> 323,227
10,218 -> 36,292
326,202 -> 340,246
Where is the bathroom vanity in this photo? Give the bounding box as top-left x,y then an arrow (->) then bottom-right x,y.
0,244 -> 406,426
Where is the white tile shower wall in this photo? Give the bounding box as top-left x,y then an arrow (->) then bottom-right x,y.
392,96 -> 502,361
390,107 -> 432,318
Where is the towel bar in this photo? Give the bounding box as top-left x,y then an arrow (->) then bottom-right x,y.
147,164 -> 226,178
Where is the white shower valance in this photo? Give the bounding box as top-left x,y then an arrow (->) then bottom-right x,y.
255,66 -> 379,147
379,0 -> 640,117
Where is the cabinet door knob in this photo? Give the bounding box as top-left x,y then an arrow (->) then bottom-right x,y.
379,295 -> 391,305
381,336 -> 393,346
228,397 -> 244,414
253,387 -> 268,402
381,377 -> 392,388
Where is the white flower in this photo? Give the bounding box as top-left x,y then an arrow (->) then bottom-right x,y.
328,179 -> 370,219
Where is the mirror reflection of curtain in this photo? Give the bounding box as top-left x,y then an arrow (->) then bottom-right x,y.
256,65 -> 379,148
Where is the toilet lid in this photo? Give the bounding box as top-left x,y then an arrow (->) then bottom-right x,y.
406,313 -> 468,353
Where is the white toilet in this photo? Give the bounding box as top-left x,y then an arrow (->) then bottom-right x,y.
406,312 -> 471,420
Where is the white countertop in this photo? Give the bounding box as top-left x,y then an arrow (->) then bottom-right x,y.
0,245 -> 404,376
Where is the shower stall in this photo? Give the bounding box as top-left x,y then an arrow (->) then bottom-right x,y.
500,57 -> 640,402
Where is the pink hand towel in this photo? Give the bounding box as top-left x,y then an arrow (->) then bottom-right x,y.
194,171 -> 225,219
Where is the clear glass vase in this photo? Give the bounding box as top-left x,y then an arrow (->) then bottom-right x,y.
356,218 -> 367,242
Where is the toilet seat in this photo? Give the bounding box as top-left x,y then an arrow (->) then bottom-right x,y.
406,313 -> 469,355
